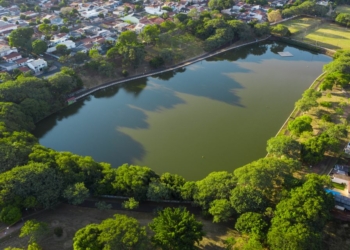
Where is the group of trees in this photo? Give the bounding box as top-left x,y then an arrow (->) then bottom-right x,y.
281,1 -> 328,18
322,50 -> 350,90
73,208 -> 204,250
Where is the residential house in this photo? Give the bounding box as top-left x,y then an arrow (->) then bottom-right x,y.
0,62 -> 18,71
22,11 -> 38,18
133,23 -> 145,34
47,40 -> 76,52
49,33 -> 70,46
17,66 -> 31,73
14,57 -> 29,67
26,58 -> 47,73
0,44 -> 17,57
3,52 -> 21,62
0,21 -> 17,34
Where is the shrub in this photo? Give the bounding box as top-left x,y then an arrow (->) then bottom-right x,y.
320,101 -> 332,108
122,70 -> 128,77
321,114 -> 332,122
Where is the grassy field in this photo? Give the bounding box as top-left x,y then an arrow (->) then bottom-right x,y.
0,203 -> 236,250
294,22 -> 350,50
282,17 -> 322,34
282,17 -> 350,50
335,5 -> 350,14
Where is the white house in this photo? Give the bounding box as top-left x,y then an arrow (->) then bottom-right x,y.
49,33 -> 70,46
0,62 -> 18,71
26,59 -> 47,73
0,44 -> 17,57
133,23 -> 145,34
0,21 -> 17,34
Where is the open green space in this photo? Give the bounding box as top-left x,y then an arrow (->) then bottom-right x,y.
282,17 -> 322,34
335,5 -> 350,14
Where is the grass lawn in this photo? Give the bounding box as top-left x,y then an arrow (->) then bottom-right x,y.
292,22 -> 350,50
335,5 -> 350,14
282,17 -> 322,34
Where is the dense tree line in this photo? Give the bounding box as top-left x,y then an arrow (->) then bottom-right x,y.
281,1 -> 328,18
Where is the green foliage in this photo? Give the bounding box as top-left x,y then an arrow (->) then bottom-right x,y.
112,164 -> 158,200
267,174 -> 334,250
73,214 -> 148,250
288,115 -> 313,135
9,27 -> 34,51
320,101 -> 332,108
56,44 -> 69,56
321,114 -> 332,122
0,163 -> 64,208
122,197 -> 139,210
32,40 -> 48,55
233,157 -> 300,201
60,26 -> 69,33
122,69 -> 128,77
140,25 -> 160,44
27,242 -> 42,250
0,205 -> 21,224
147,180 -> 171,201
282,1 -> 328,18
160,172 -> 186,200
181,181 -> 196,200
208,199 -> 233,223
271,24 -> 291,36
95,201 -> 112,210
149,56 -> 165,69
149,207 -> 205,250
20,219 -> 48,243
63,182 -> 89,205
266,135 -> 301,159
230,186 -> 268,214
335,13 -> 350,26
193,171 -> 235,210
208,0 -> 234,10
235,212 -> 268,236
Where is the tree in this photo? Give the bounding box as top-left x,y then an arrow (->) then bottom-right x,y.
230,186 -> 268,214
149,207 -> 205,250
266,135 -> 301,159
73,214 -> 148,250
73,224 -> 103,250
60,26 -> 69,33
63,182 -> 89,205
112,164 -> 158,200
122,197 -> 139,209
20,219 -> 48,243
34,6 -> 41,12
287,115 -> 313,135
140,25 -> 160,44
271,24 -> 291,37
235,212 -> 268,236
43,18 -> 50,24
56,44 -> 69,56
193,171 -> 235,210
268,10 -> 282,22
0,205 -> 21,224
38,24 -> 51,36
32,40 -> 47,55
208,199 -> 233,223
9,27 -> 34,51
160,172 -> 186,200
267,174 -> 334,250
208,0 -> 234,10
98,13 -> 104,18
147,180 -> 171,201
335,13 -> 350,27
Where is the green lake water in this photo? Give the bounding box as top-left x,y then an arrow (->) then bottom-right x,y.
33,42 -> 331,180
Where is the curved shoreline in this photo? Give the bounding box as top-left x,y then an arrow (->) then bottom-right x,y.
72,36 -> 271,102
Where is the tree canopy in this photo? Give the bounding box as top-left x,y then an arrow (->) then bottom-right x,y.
149,207 -> 205,250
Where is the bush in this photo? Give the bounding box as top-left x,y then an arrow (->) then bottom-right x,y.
320,101 -> 332,108
122,197 -> 139,210
122,70 -> 128,77
54,227 -> 63,237
149,56 -> 165,69
321,114 -> 332,122
336,107 -> 344,115
0,206 -> 22,224
95,201 -> 112,210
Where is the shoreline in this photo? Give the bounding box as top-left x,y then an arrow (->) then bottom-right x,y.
72,36 -> 271,102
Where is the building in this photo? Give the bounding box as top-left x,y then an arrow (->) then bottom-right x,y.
26,59 -> 47,73
3,52 -> 21,62
0,45 -> 18,57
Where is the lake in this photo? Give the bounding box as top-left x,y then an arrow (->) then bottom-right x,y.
33,41 -> 331,180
